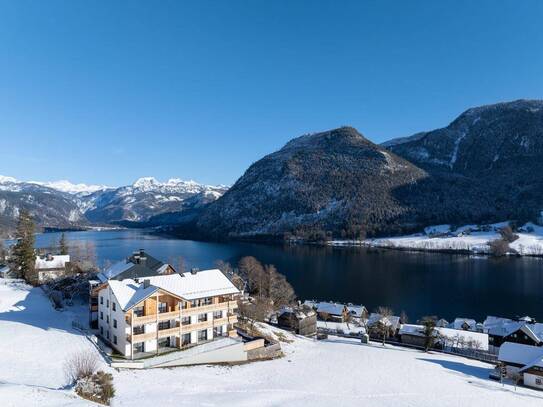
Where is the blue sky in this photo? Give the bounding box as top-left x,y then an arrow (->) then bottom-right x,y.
0,0 -> 542,186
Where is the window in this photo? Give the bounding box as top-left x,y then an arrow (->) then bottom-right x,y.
100,312 -> 103,320
134,342 -> 144,353
158,337 -> 169,348
113,335 -> 117,345
191,300 -> 197,308
202,297 -> 212,306
100,296 -> 103,305
182,333 -> 191,346
112,302 -> 116,311
213,326 -> 224,338
158,321 -> 171,330
100,326 -> 103,335
198,313 -> 208,322
213,310 -> 222,319
106,299 -> 109,308
134,306 -> 144,317
182,316 -> 191,326
106,330 -> 110,339
106,315 -> 109,324
198,329 -> 207,341
113,319 -> 117,328
536,378 -> 542,385
182,301 -> 189,309
158,302 -> 167,313
133,325 -> 144,335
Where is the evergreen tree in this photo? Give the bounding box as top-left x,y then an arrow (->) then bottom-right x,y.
12,209 -> 37,284
59,232 -> 68,255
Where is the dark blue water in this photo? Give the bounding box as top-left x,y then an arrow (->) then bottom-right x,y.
33,229 -> 543,322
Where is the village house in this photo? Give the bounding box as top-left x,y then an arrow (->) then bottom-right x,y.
34,253 -> 70,284
313,302 -> 350,323
498,342 -> 543,390
346,304 -> 368,320
96,268 -> 240,358
367,312 -> 401,339
399,324 -> 489,351
277,306 -> 317,336
452,317 -> 479,332
89,250 -> 176,328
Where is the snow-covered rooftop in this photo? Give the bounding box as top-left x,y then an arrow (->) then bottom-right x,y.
315,302 -> 347,316
499,342 -> 543,367
34,255 -> 70,270
108,269 -> 240,311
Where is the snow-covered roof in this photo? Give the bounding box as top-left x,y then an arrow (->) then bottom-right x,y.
315,302 -> 347,316
487,321 -> 525,338
499,342 -> 543,367
521,324 -> 543,344
102,260 -> 133,280
346,304 -> 366,317
452,318 -> 478,331
368,313 -> 401,330
483,316 -> 514,332
399,324 -> 424,335
35,255 -> 70,270
279,306 -> 316,319
107,269 -> 240,311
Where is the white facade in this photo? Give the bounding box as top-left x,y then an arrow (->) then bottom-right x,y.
96,271 -> 238,358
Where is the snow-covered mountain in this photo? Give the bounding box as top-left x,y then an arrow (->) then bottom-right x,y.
0,175 -> 227,236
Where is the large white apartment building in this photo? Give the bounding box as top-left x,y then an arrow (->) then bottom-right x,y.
95,268 -> 240,358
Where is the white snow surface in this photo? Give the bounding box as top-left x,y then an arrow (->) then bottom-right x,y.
2,279 -> 543,406
331,221 -> 543,256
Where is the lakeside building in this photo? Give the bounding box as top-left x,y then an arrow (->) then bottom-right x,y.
498,342 -> 543,390
34,253 -> 71,283
483,316 -> 543,353
95,268 -> 240,358
277,306 -> 317,336
89,250 -> 176,328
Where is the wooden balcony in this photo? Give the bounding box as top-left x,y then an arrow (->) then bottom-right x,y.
182,301 -> 238,316
127,301 -> 238,328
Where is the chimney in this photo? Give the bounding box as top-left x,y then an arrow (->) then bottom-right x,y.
143,279 -> 150,288
190,268 -> 199,275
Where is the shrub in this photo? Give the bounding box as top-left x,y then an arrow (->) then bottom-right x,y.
75,371 -> 115,405
64,351 -> 99,384
499,226 -> 519,243
489,239 -> 509,257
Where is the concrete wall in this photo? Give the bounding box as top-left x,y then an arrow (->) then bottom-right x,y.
153,342 -> 248,367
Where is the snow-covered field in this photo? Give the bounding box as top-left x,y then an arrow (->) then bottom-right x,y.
331,222 -> 543,256
2,279 -> 543,406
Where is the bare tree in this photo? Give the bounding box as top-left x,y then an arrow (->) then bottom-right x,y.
64,350 -> 99,384
374,306 -> 394,346
266,264 -> 296,307
238,256 -> 265,297
238,298 -> 270,333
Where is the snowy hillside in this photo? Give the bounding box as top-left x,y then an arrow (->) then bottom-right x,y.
331,222 -> 543,256
1,279 -> 542,406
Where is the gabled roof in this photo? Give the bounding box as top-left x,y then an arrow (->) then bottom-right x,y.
98,250 -> 173,282
346,304 -> 367,318
487,321 -> 525,338
107,269 -> 240,311
315,302 -> 347,316
499,342 -> 543,366
35,255 -> 70,270
453,318 -> 477,331
368,313 -> 401,330
521,324 -> 543,344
